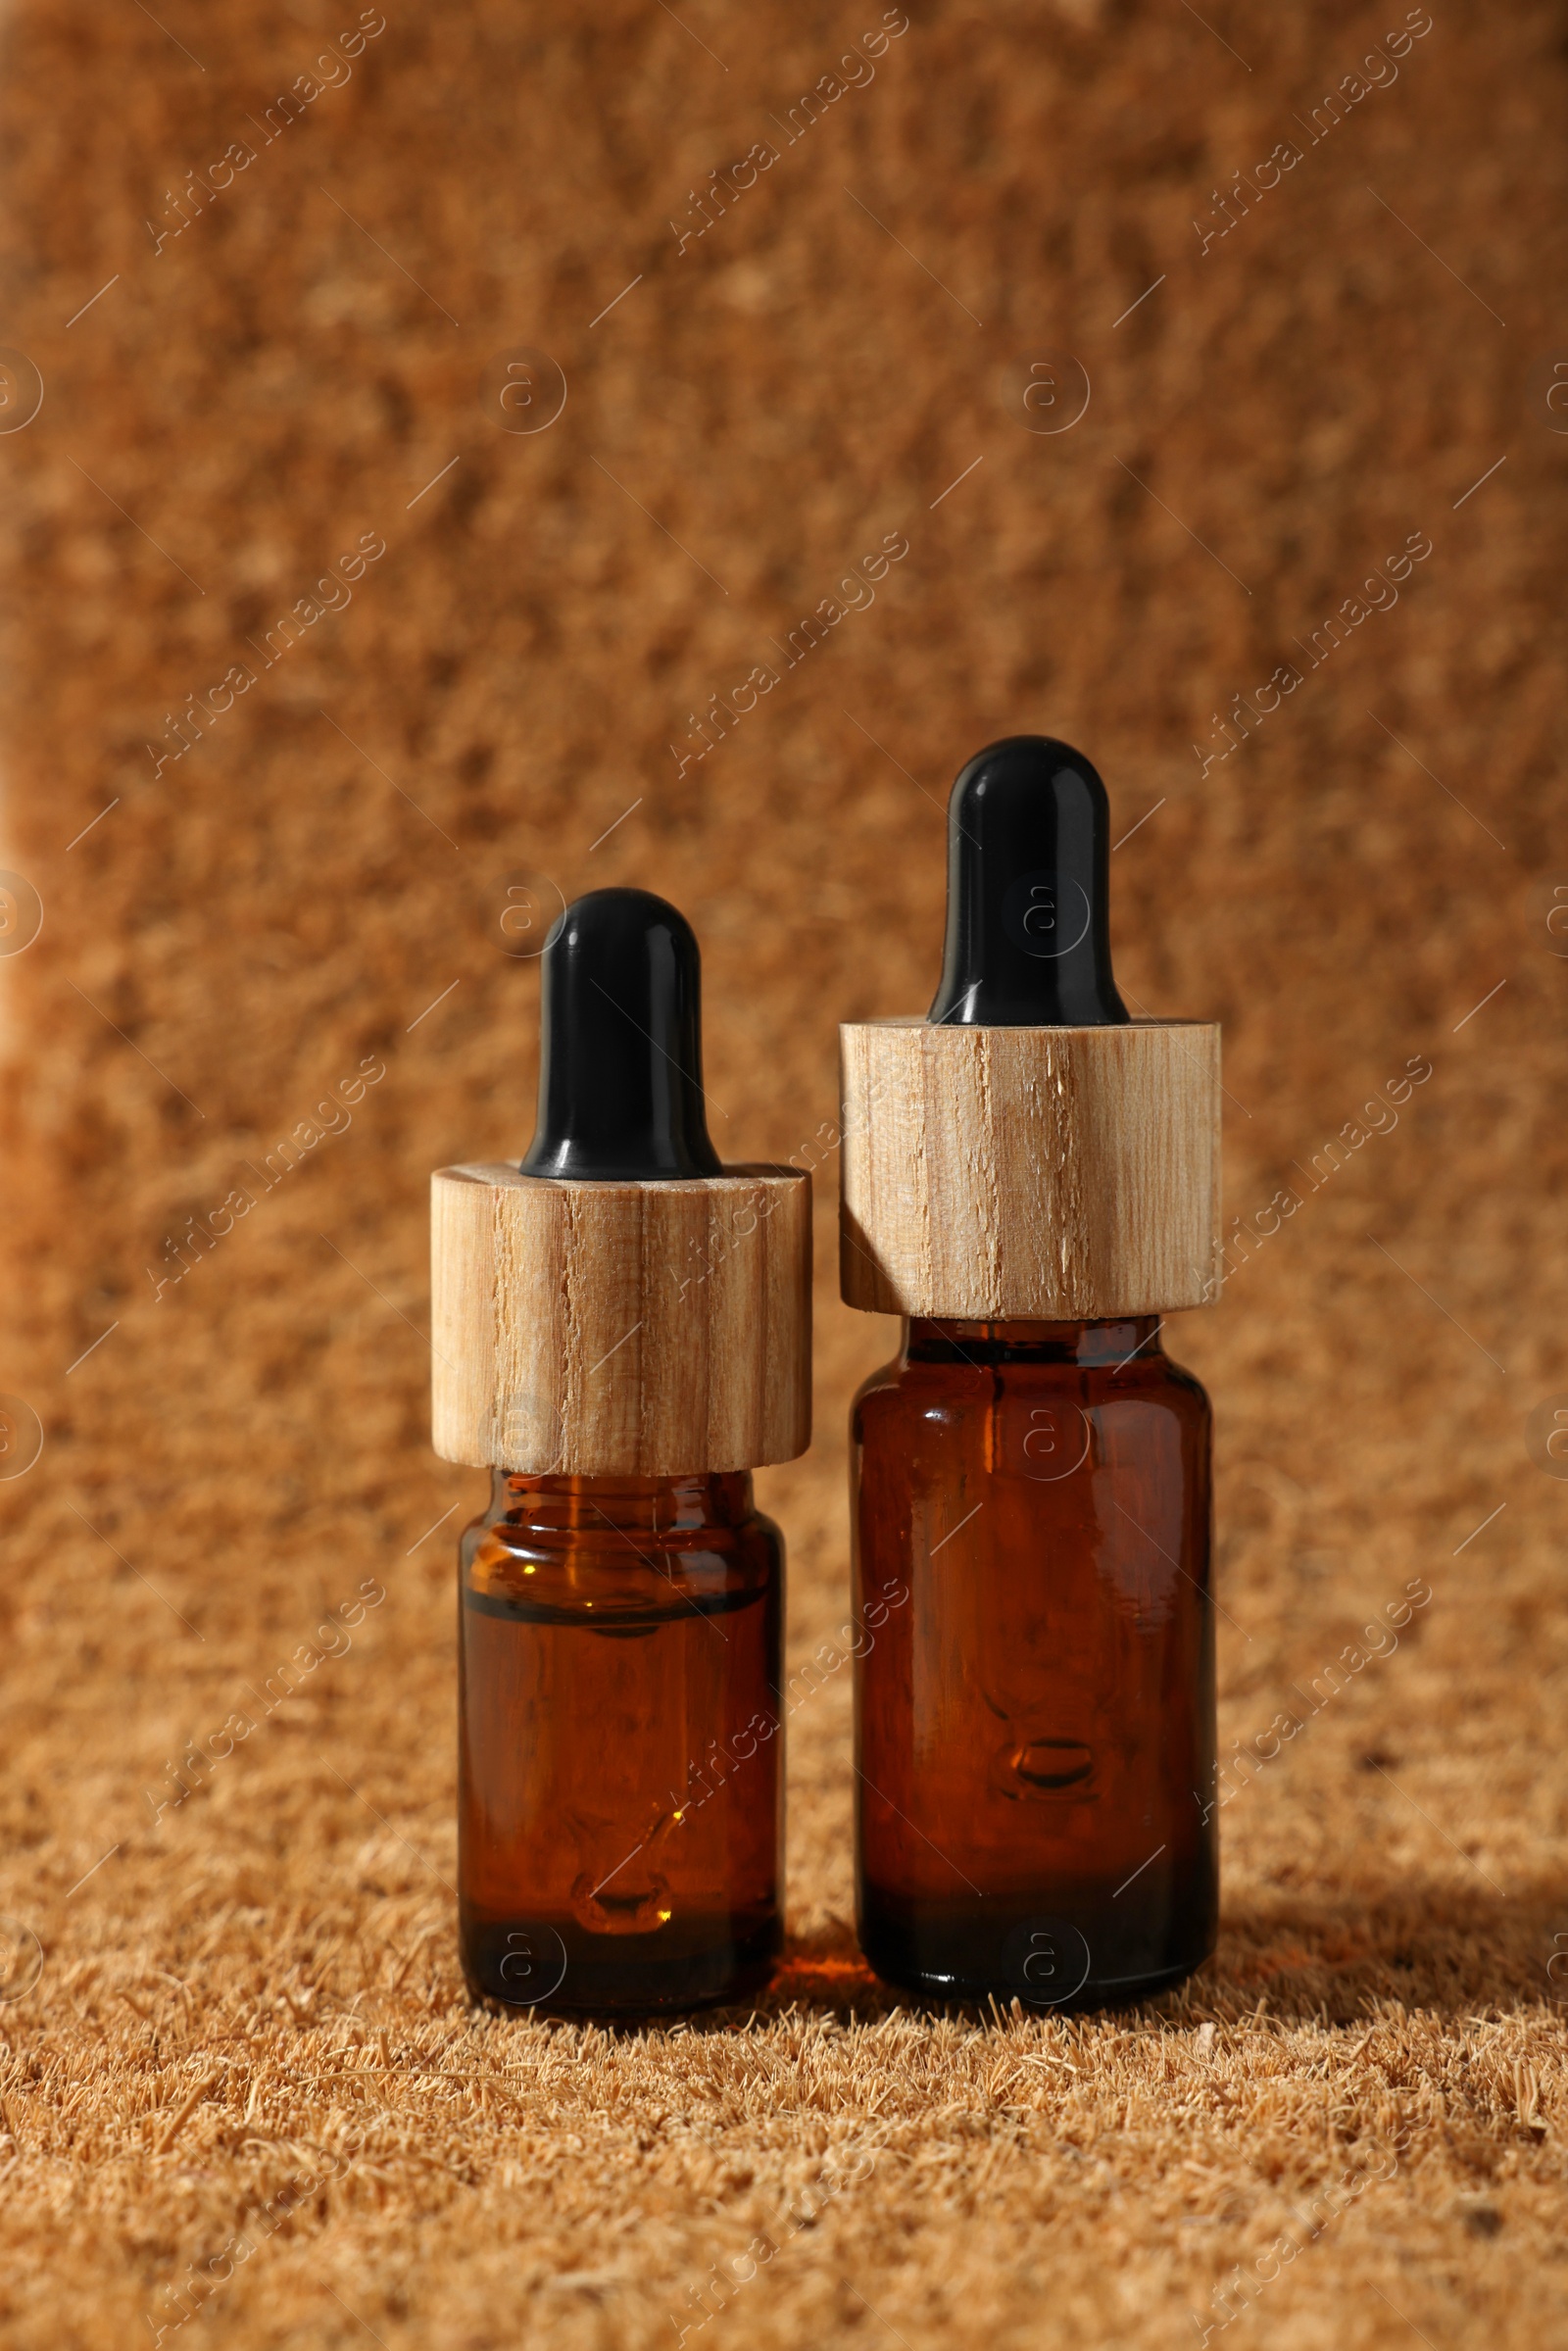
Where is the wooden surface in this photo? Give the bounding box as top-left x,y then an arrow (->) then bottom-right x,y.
431,1163 -> 811,1474
840,1018 -> 1221,1320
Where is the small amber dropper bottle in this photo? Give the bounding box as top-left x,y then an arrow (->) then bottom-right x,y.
840,737 -> 1222,2007
430,889 -> 810,2014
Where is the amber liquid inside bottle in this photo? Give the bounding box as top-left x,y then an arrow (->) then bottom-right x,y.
852,1317 -> 1215,2006
459,1470 -> 783,2014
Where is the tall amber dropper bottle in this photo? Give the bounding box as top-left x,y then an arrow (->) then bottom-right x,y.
430,889 -> 810,2014
840,737 -> 1222,2007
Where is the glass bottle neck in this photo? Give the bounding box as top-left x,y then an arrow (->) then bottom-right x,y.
903,1316 -> 1163,1368
486,1468 -> 755,1537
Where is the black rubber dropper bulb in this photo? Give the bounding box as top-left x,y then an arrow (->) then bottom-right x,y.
927,735 -> 1129,1027
519,887 -> 723,1180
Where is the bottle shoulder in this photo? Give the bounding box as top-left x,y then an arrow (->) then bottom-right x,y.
852,1343 -> 1210,1444
462,1494 -> 781,1625
1154,1347 -> 1212,1415
851,1352 -> 910,1412
856,1347 -> 1206,1397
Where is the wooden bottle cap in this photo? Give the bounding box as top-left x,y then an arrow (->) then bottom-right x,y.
839,1017 -> 1221,1321
431,1162 -> 811,1476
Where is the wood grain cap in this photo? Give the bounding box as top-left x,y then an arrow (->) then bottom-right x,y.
431,1163 -> 811,1476
839,1018 -> 1221,1320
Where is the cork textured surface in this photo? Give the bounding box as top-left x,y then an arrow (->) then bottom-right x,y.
0,1 -> 1564,2345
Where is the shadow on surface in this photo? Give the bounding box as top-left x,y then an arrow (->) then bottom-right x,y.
490,1880 -> 1568,2036
714,1881 -> 1568,2032
1193,1878 -> 1568,2025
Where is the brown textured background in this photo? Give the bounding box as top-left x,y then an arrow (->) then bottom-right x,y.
1,0 -> 1565,2343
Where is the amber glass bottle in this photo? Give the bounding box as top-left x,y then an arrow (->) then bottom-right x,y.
460,1469 -> 783,2014
431,889 -> 810,2015
853,1315 -> 1214,2004
839,736 -> 1223,2007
